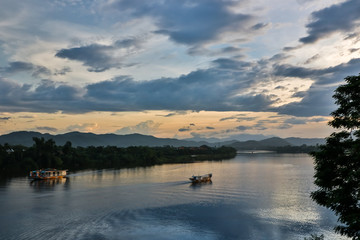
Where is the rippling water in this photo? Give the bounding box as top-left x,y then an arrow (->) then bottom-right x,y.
0,153 -> 349,240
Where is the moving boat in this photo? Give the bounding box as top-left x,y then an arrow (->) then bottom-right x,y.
189,173 -> 212,183
29,168 -> 67,180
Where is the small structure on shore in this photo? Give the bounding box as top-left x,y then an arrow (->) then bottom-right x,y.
189,173 -> 212,183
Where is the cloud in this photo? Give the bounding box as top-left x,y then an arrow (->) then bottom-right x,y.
109,0 -> 256,46
274,58 -> 360,116
276,86 -> 336,117
178,127 -> 191,132
300,0 -> 360,44
116,120 -> 161,135
1,53 -> 358,118
309,117 -> 327,122
251,23 -> 269,31
19,115 -> 35,119
66,123 -> 98,132
0,117 -> 11,121
274,58 -> 360,85
0,78 -> 83,113
284,118 -> 307,125
349,48 -> 360,53
55,38 -> 141,72
0,61 -> 51,78
55,44 -> 116,72
84,64 -> 275,112
212,58 -> 253,71
277,123 -> 292,129
54,66 -> 72,76
236,122 -> 268,131
160,111 -> 189,117
219,114 -> 257,122
36,126 -> 58,132
236,126 -> 252,131
219,116 -> 237,121
296,0 -> 316,5
178,123 -> 197,132
304,54 -> 320,65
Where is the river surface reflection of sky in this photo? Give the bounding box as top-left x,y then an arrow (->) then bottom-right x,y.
0,153 -> 350,240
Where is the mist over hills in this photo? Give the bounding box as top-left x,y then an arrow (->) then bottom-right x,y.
0,131 -> 325,150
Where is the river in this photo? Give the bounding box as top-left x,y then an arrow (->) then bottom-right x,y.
0,152 -> 349,240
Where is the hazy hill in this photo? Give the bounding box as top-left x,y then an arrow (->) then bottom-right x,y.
227,137 -> 291,150
0,131 -> 206,148
0,131 -> 325,149
285,137 -> 325,146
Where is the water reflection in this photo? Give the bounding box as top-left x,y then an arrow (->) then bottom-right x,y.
29,177 -> 69,191
0,154 -> 350,240
189,181 -> 213,188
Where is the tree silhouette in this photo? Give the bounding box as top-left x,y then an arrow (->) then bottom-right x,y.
311,74 -> 360,239
31,137 -> 63,168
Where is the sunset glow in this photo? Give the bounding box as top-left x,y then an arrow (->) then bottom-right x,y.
0,0 -> 359,140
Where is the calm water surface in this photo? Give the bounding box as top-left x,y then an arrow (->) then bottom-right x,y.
0,153 -> 349,240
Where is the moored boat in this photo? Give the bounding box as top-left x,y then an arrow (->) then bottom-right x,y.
189,173 -> 212,183
29,168 -> 67,180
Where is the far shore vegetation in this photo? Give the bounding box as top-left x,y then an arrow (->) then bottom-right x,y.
0,137 -> 237,177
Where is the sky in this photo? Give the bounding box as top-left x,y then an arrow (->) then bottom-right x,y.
0,0 -> 359,141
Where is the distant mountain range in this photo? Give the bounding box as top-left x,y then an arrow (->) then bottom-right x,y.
0,131 -> 325,150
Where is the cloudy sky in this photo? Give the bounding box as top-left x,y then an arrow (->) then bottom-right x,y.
0,0 -> 359,141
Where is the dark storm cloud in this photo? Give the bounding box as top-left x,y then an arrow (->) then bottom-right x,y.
0,77 -> 83,113
274,58 -> 360,116
109,0 -> 255,45
84,65 -> 275,112
276,86 -> 336,117
1,52 -> 358,117
55,38 -> 141,72
0,61 -> 51,77
55,44 -> 115,72
300,0 -> 360,44
273,64 -> 320,78
274,58 -> 360,85
0,56 -> 276,113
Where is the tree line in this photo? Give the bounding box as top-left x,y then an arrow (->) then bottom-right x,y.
0,137 -> 237,177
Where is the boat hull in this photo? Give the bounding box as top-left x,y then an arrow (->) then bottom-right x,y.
30,176 -> 65,180
189,173 -> 212,183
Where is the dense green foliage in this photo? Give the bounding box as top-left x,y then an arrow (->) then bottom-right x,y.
0,138 -> 237,177
311,74 -> 360,239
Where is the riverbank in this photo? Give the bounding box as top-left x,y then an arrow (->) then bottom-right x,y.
0,138 -> 237,177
